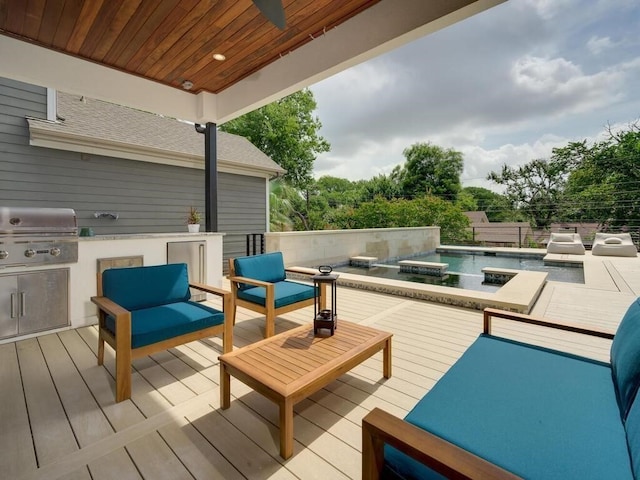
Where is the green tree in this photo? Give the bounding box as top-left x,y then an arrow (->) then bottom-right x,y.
556,123 -> 640,228
461,186 -> 520,222
269,180 -> 297,232
315,176 -> 361,208
455,190 -> 478,212
220,89 -> 330,189
357,174 -> 402,202
394,142 -> 464,199
487,158 -> 571,228
330,195 -> 469,242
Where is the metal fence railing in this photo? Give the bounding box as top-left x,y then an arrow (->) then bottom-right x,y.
246,233 -> 265,256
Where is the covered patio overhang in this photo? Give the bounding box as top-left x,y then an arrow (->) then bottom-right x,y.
0,0 -> 504,124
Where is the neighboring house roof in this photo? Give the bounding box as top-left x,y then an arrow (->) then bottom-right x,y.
464,211 -> 489,223
27,92 -> 286,178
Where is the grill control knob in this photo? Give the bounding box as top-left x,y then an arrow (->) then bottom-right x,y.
50,247 -> 61,257
24,249 -> 36,258
0,250 -> 8,260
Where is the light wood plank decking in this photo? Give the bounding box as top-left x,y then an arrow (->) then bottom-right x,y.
1,266 -> 632,480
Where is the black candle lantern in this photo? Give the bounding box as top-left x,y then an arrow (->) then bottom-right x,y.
312,266 -> 339,336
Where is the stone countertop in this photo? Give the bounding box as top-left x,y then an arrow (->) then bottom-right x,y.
79,232 -> 225,241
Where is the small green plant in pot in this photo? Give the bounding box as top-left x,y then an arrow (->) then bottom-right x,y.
187,206 -> 201,232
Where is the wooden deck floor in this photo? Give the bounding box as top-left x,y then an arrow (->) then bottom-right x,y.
1,268 -> 632,480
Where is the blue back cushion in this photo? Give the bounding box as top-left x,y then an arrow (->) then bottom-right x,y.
233,252 -> 286,290
611,298 -> 640,419
624,393 -> 640,477
102,263 -> 191,310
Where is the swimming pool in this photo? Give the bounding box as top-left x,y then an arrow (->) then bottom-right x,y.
335,251 -> 584,293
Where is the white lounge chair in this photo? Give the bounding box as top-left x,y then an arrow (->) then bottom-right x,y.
546,232 -> 585,255
592,232 -> 638,257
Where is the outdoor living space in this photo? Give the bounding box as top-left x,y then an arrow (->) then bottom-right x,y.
3,250 -> 638,480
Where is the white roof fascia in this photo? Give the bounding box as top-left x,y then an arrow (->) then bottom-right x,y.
28,123 -> 276,179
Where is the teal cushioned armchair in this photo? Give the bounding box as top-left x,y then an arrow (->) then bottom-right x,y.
363,302 -> 640,479
91,263 -> 233,402
228,252 -> 325,338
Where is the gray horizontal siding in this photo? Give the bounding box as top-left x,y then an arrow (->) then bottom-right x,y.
0,77 -> 268,272
218,173 -> 266,271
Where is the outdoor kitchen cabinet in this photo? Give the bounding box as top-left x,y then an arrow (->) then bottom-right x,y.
0,268 -> 69,339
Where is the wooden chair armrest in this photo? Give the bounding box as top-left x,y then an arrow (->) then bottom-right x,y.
362,408 -> 520,480
483,308 -> 615,339
228,275 -> 272,288
189,282 -> 231,298
91,295 -> 130,318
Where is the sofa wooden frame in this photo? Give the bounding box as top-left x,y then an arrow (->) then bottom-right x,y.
92,277 -> 233,403
228,258 -> 326,338
361,307 -> 615,480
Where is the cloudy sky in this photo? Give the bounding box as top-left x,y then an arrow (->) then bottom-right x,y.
310,0 -> 640,190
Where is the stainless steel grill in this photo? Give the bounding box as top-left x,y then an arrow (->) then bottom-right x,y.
0,207 -> 78,268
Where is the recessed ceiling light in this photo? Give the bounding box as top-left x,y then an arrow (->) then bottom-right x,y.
182,80 -> 194,90
212,53 -> 226,61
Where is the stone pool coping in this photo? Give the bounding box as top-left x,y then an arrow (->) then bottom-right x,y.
288,265 -> 547,313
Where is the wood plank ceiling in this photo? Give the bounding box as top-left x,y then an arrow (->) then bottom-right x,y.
0,0 -> 380,95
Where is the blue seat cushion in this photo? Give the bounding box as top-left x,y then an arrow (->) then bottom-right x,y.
236,280 -> 315,308
233,252 -> 286,290
105,301 -> 224,349
102,263 -> 190,310
384,335 -> 633,480
610,297 -> 640,419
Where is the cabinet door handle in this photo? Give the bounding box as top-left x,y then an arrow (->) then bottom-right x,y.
19,291 -> 26,317
199,244 -> 205,283
10,293 -> 17,318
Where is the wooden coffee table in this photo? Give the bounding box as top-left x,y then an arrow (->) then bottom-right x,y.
219,320 -> 392,459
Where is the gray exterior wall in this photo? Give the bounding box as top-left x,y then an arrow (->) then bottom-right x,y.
0,77 -> 267,270
219,173 -> 267,270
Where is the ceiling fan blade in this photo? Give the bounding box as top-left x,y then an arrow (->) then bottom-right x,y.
252,0 -> 286,30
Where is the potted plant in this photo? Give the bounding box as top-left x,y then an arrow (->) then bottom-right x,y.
187,206 -> 201,233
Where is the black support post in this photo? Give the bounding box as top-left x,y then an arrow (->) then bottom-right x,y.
204,122 -> 218,232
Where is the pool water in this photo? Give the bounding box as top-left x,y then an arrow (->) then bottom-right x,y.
336,252 -> 584,293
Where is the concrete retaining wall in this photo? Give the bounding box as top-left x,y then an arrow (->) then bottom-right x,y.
265,227 -> 440,267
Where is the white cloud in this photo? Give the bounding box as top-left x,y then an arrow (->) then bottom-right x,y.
461,135 -> 569,188
511,56 -> 582,92
510,55 -> 623,113
587,36 -> 616,55
310,0 -> 640,191
521,0 -> 579,20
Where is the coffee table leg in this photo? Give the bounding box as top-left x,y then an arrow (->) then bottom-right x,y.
279,398 -> 294,459
220,362 -> 231,409
383,338 -> 392,379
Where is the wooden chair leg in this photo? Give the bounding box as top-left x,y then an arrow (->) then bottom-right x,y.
222,294 -> 233,353
97,312 -> 106,365
230,303 -> 237,326
265,307 -> 275,338
115,348 -> 131,402
114,313 -> 132,402
97,332 -> 105,366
